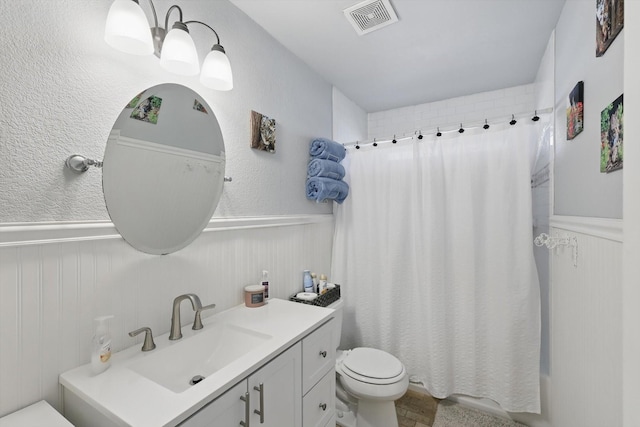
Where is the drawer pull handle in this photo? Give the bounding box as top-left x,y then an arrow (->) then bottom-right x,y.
240,392 -> 250,427
319,403 -> 327,411
253,383 -> 265,423
319,350 -> 327,358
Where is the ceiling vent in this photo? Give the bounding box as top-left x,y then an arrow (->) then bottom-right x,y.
344,0 -> 399,36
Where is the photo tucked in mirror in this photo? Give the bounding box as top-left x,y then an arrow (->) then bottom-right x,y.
102,83 -> 225,255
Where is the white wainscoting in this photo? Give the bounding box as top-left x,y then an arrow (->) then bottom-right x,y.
548,216 -> 622,427
0,215 -> 334,417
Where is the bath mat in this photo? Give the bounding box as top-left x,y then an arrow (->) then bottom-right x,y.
433,401 -> 527,427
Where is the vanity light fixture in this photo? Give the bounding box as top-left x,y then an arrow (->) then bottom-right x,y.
104,0 -> 234,90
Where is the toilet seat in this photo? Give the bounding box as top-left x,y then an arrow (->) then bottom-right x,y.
339,347 -> 406,385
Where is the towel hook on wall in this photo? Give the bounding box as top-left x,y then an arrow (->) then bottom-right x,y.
534,232 -> 578,268
65,154 -> 103,174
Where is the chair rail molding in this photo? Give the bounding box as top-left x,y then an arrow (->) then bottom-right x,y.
550,215 -> 622,242
0,215 -> 334,248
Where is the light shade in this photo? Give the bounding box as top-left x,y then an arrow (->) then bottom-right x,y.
200,45 -> 233,91
104,0 -> 154,55
160,23 -> 200,76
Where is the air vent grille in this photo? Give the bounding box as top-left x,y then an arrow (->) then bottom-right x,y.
344,0 -> 399,36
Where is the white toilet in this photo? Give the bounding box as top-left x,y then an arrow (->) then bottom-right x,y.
328,298 -> 409,427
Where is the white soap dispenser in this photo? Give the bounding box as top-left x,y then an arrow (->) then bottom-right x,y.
91,315 -> 114,375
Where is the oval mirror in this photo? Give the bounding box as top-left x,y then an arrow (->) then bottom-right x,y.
102,83 -> 225,255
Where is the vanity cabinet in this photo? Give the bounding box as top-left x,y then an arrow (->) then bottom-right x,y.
301,320 -> 336,427
180,342 -> 302,426
60,300 -> 336,427
180,319 -> 335,427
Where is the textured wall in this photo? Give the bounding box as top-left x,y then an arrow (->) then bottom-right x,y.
553,0 -> 624,218
0,0 -> 333,222
367,84 -> 537,141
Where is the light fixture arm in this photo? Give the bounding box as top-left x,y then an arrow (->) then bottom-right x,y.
184,20 -> 221,46
164,4 -> 185,31
135,0 -> 159,28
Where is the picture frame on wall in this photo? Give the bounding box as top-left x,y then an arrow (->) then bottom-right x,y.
596,0 -> 624,57
600,94 -> 623,173
566,81 -> 584,140
250,110 -> 277,153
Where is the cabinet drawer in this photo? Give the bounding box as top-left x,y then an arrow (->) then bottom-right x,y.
302,319 -> 335,394
302,370 -> 335,427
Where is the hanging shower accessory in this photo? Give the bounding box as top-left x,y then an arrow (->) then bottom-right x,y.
534,232 -> 578,268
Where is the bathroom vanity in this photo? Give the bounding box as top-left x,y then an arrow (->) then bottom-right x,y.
59,299 -> 336,427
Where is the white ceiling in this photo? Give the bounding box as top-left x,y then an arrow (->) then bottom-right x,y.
229,0 -> 566,112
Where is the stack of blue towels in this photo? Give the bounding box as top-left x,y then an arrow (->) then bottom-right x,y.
306,138 -> 349,204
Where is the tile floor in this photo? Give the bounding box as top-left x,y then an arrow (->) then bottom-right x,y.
395,389 -> 440,427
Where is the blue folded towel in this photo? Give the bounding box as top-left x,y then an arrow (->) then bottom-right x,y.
307,158 -> 346,180
310,138 -> 346,162
306,177 -> 349,204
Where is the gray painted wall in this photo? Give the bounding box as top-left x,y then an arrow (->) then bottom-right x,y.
0,0 -> 333,223
554,0 -> 624,218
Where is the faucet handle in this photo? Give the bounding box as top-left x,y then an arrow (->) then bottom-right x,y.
193,303 -> 216,330
129,327 -> 156,352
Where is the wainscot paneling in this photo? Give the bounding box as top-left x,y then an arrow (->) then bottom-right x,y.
548,216 -> 622,427
0,215 -> 334,417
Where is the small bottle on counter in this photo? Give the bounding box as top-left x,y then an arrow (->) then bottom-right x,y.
318,274 -> 328,294
261,270 -> 270,300
311,272 -> 318,293
303,270 -> 314,293
91,315 -> 114,375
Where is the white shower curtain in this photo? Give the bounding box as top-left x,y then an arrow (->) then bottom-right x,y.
332,121 -> 543,413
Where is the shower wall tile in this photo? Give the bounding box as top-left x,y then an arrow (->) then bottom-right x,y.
367,83 -> 536,140
0,216 -> 334,417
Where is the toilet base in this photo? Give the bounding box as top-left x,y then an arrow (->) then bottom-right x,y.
336,381 -> 400,427
355,400 -> 399,427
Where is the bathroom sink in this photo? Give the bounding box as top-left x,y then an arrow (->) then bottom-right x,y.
127,323 -> 272,393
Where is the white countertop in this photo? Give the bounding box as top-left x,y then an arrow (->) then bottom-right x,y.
59,299 -> 334,427
0,401 -> 74,426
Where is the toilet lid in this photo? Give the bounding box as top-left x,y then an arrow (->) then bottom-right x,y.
342,347 -> 404,380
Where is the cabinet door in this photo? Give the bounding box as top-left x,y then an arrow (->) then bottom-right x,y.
302,369 -> 335,427
178,380 -> 248,427
248,342 -> 302,427
302,319 -> 334,394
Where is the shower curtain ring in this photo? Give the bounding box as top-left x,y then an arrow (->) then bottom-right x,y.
483,119 -> 490,130
532,110 -> 540,121
436,127 -> 442,137
510,114 -> 517,125
355,141 -> 360,149
392,135 -> 397,144
458,124 -> 465,133
417,131 -> 423,140
373,138 -> 378,147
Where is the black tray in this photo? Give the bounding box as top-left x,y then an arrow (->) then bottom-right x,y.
289,284 -> 341,307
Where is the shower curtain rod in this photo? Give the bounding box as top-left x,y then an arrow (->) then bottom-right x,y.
344,107 -> 553,149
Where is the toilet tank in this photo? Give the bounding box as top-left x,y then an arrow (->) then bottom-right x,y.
327,298 -> 344,350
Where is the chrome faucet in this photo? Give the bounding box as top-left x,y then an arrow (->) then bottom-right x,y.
169,294 -> 216,340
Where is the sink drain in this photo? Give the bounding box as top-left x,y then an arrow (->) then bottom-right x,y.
189,375 -> 205,386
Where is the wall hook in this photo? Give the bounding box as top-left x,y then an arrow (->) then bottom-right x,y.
65,154 -> 103,174
534,232 -> 578,268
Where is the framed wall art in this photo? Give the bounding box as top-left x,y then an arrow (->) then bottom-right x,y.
600,94 -> 623,173
250,110 -> 276,153
567,81 -> 584,140
596,0 -> 624,57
